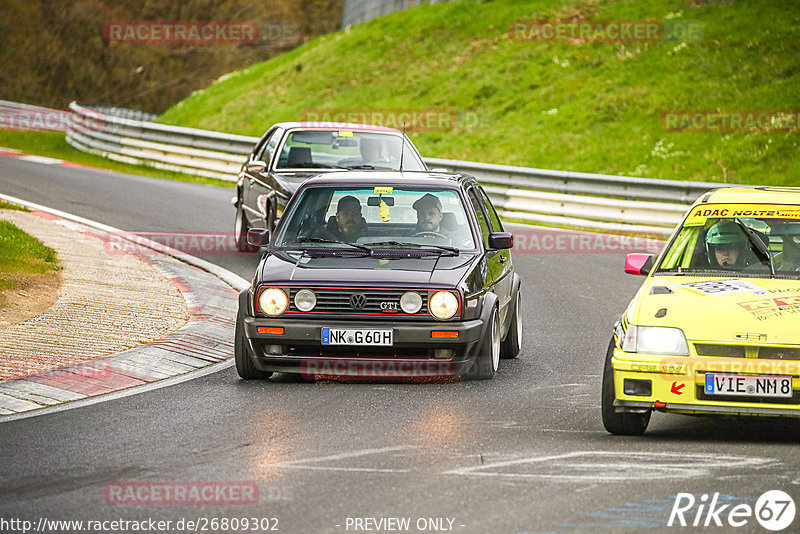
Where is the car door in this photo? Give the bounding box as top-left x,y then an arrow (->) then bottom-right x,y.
477,185 -> 514,325
244,127 -> 283,229
467,186 -> 499,301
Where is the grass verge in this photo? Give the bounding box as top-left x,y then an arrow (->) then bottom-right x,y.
0,220 -> 59,300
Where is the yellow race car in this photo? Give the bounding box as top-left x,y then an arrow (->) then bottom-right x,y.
603,186 -> 800,434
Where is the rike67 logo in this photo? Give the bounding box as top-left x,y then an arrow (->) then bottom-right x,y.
669,490 -> 795,531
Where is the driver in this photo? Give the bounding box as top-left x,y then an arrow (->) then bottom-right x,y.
705,220 -> 748,270
412,193 -> 443,233
359,138 -> 382,164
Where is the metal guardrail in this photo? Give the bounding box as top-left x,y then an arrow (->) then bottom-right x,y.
3,100 -> 741,236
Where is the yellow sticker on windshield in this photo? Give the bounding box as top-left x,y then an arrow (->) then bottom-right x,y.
374,187 -> 393,194
684,216 -> 706,227
338,131 -> 353,137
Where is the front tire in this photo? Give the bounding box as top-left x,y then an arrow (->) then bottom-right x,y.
233,202 -> 252,252
500,291 -> 522,359
601,337 -> 649,435
234,310 -> 273,380
468,307 -> 500,380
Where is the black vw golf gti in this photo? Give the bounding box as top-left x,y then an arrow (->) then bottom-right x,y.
235,172 -> 522,380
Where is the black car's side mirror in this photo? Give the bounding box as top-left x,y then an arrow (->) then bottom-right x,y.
246,160 -> 267,173
488,232 -> 513,250
247,228 -> 270,248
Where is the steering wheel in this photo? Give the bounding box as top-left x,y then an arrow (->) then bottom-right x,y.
412,231 -> 449,240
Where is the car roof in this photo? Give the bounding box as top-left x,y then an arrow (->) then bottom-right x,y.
300,171 -> 474,189
698,186 -> 800,205
272,122 -> 403,134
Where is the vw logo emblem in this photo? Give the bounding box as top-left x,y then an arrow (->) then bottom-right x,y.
349,293 -> 367,310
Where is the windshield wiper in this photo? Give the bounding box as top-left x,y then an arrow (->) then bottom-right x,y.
343,164 -> 376,170
288,238 -> 373,254
363,241 -> 460,255
734,218 -> 775,278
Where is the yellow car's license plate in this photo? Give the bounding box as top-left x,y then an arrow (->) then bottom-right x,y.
704,373 -> 792,398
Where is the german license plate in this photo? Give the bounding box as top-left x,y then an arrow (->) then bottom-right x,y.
321,328 -> 393,346
704,373 -> 793,398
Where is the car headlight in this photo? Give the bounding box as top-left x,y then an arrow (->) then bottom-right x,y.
258,287 -> 288,316
429,291 -> 458,320
294,289 -> 316,312
400,291 -> 422,314
621,325 -> 689,355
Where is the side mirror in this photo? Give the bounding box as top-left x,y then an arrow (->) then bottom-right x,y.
625,253 -> 655,276
488,232 -> 513,250
246,160 -> 267,173
247,228 -> 270,248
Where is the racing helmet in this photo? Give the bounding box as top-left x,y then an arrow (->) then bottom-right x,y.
705,221 -> 747,267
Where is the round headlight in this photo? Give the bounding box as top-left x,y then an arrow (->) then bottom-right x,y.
429,291 -> 458,320
400,291 -> 422,314
294,289 -> 317,312
258,287 -> 288,316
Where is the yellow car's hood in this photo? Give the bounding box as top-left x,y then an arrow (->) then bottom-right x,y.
628,276 -> 800,345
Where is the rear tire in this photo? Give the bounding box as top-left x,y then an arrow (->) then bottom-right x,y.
602,337 -> 649,435
468,307 -> 500,380
235,310 -> 273,380
500,291 -> 522,359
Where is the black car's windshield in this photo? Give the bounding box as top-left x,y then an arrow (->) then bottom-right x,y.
655,206 -> 800,278
274,186 -> 478,252
274,130 -> 424,171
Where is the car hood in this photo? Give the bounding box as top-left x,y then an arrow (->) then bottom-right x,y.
257,251 -> 480,287
274,171 -> 336,197
627,275 -> 800,345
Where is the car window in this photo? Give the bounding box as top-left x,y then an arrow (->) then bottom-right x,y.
477,186 -> 504,233
656,211 -> 800,277
467,188 -> 490,248
255,128 -> 281,164
274,186 -> 477,250
274,130 -> 424,171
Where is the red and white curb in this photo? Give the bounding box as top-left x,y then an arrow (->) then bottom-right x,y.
0,194 -> 249,421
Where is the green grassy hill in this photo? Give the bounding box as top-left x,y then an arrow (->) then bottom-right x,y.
158,0 -> 800,185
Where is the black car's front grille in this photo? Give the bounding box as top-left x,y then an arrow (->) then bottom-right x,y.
283,287 -> 442,317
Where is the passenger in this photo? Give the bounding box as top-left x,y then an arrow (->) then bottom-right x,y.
412,193 -> 443,234
769,221 -> 800,271
705,221 -> 748,270
359,138 -> 382,165
326,195 -> 367,240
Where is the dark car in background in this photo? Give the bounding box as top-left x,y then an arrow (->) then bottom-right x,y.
232,122 -> 427,250
234,171 -> 522,381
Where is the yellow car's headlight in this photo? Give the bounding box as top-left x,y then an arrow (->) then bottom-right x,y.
258,287 -> 288,316
622,325 -> 689,356
429,291 -> 458,320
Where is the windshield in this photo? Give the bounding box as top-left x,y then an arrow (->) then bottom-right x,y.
274,130 -> 424,171
656,204 -> 800,278
274,186 -> 477,252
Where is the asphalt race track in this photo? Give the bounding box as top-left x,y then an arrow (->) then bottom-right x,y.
1,158 -> 799,534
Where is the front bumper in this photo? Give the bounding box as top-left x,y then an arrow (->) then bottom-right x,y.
242,314 -> 485,378
611,347 -> 800,417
